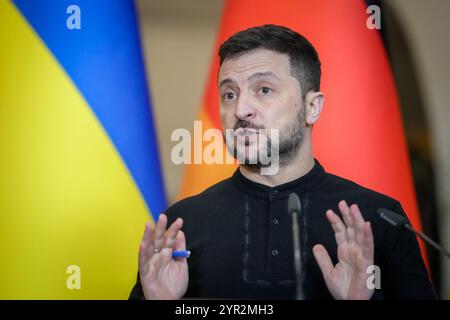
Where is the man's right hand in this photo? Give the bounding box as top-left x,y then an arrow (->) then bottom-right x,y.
138,213 -> 188,300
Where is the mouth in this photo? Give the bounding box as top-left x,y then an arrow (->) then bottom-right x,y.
234,128 -> 259,137
234,128 -> 261,147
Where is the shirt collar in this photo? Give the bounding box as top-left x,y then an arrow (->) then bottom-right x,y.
231,158 -> 326,199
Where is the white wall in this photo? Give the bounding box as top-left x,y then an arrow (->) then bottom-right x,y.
387,0 -> 450,299
136,0 -> 223,201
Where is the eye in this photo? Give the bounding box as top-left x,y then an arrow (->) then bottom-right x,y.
223,92 -> 237,102
258,87 -> 272,95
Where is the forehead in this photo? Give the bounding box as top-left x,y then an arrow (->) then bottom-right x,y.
218,48 -> 291,82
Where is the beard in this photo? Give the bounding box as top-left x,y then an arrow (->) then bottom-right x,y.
224,105 -> 306,168
277,105 -> 306,163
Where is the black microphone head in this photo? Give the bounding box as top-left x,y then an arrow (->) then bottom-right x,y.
288,193 -> 301,215
377,208 -> 408,228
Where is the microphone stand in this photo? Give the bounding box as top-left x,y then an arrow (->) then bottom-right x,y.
404,224 -> 450,259
288,193 -> 305,300
378,208 -> 450,259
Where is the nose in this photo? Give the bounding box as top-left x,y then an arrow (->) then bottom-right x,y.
235,92 -> 256,121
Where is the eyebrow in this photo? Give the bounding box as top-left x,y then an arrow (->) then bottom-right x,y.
248,71 -> 280,82
219,71 -> 280,88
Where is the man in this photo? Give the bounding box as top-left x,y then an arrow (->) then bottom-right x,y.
129,25 -> 436,300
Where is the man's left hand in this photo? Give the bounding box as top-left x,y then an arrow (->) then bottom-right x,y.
313,200 -> 375,300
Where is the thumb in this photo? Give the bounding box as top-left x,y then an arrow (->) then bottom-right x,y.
313,244 -> 334,279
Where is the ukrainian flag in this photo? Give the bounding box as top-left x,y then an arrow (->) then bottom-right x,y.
0,0 -> 166,299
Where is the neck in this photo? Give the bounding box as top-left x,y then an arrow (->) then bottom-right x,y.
239,134 -> 315,187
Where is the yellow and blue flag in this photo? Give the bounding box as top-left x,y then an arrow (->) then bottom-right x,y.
0,0 -> 166,299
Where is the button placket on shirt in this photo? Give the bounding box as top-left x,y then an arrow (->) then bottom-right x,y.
267,189 -> 282,272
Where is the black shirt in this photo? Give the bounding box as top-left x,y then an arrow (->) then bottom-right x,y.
129,160 -> 436,299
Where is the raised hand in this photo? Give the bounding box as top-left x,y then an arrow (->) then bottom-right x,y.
312,200 -> 375,300
138,214 -> 189,300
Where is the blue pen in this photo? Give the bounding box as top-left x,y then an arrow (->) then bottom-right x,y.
172,250 -> 190,258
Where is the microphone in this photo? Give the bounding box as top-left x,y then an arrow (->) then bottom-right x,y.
378,208 -> 450,259
288,192 -> 305,300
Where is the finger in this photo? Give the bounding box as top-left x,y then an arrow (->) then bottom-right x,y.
141,221 -> 153,246
350,204 -> 365,225
350,204 -> 365,245
153,213 -> 168,251
141,222 -> 152,247
140,233 -> 158,276
326,210 -> 346,233
174,230 -> 186,251
139,241 -> 149,274
338,200 -> 355,242
173,230 -> 188,261
163,217 -> 184,248
142,222 -> 155,262
338,200 -> 353,228
326,210 -> 347,245
362,221 -> 375,261
313,244 -> 334,279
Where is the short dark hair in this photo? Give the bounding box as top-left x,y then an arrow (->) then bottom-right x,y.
219,24 -> 321,97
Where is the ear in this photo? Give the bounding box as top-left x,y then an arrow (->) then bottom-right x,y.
305,91 -> 324,125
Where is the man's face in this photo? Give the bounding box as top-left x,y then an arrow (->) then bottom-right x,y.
218,48 -> 306,166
